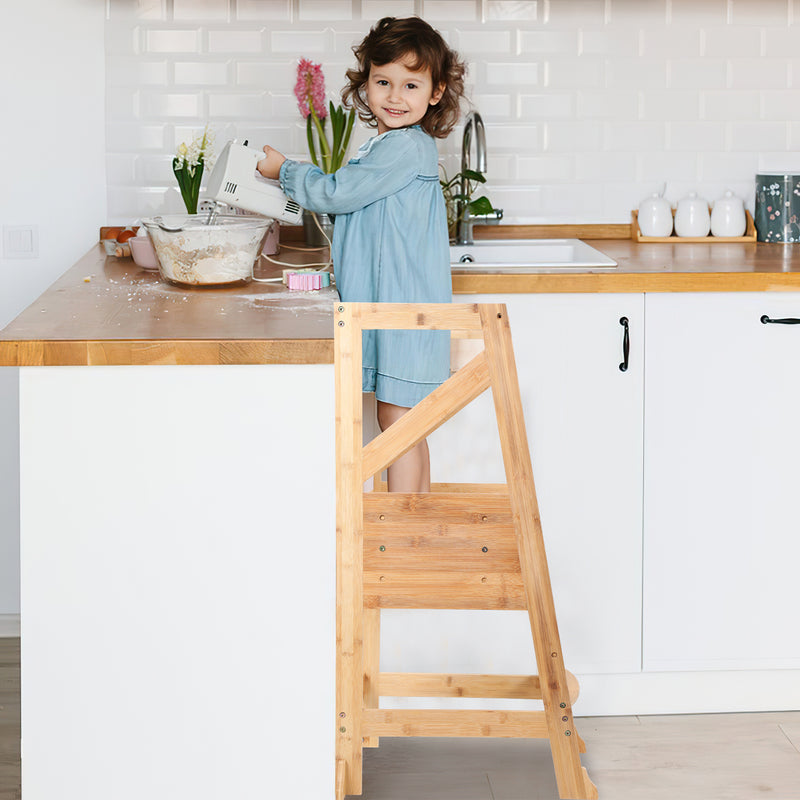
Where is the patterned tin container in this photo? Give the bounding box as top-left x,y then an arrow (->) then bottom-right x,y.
755,173 -> 800,243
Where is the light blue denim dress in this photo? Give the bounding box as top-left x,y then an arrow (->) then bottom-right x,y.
279,125 -> 452,408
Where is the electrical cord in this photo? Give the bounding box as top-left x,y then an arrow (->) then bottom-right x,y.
251,212 -> 334,283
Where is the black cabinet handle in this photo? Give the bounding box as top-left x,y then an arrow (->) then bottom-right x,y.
761,315 -> 800,325
619,317 -> 630,372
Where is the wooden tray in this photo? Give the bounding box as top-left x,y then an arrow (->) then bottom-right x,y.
631,209 -> 757,243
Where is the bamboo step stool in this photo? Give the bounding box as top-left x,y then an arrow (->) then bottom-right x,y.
334,302 -> 598,800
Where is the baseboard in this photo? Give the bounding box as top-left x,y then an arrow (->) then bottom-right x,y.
0,614 -> 20,637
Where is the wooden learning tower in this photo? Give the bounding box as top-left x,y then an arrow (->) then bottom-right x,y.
334,302 -> 598,800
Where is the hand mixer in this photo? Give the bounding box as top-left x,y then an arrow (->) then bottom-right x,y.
205,139 -> 333,286
205,139 -> 304,224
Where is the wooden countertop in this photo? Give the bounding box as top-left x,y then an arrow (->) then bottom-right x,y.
2,227 -> 800,367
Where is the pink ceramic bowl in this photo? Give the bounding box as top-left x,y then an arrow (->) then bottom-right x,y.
129,235 -> 159,270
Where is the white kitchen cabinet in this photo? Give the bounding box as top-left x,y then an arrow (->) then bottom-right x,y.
382,293 -> 645,683
643,292 -> 800,671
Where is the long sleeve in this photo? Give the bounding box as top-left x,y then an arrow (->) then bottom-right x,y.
278,131 -> 421,215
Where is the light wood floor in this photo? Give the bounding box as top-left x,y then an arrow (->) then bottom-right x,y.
1,638 -> 798,800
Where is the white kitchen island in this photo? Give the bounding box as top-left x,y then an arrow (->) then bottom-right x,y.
4,236 -> 800,800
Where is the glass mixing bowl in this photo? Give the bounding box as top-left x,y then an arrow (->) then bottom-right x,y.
141,214 -> 272,287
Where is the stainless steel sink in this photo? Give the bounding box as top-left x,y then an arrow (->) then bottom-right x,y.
450,239 -> 617,272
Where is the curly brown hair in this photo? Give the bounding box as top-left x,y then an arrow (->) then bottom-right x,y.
342,16 -> 466,139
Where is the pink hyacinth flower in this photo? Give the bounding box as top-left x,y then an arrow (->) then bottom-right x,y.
295,58 -> 328,119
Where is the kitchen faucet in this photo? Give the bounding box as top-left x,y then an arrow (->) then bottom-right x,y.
455,110 -> 503,245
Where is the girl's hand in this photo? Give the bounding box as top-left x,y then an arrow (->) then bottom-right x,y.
257,146 -> 286,180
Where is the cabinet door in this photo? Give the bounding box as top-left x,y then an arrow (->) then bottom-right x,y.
644,292 -> 800,671
382,294 -> 645,678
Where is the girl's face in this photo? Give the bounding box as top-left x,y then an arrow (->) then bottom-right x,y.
365,55 -> 444,135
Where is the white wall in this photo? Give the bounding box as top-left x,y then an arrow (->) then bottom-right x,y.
106,0 -> 800,225
0,0 -> 106,625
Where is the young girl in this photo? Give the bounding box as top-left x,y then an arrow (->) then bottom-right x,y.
258,16 -> 466,492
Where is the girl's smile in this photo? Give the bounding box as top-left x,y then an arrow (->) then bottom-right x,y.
366,56 -> 444,135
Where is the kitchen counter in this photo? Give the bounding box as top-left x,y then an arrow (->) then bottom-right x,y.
2,231 -> 800,366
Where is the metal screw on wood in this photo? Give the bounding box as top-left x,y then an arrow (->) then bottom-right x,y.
379,545 -> 386,551
340,727 -> 346,733
565,730 -> 571,736
338,305 -> 344,312
339,712 -> 346,717
562,716 -> 569,722
560,703 -> 566,708
481,546 -> 488,552
338,321 -> 344,327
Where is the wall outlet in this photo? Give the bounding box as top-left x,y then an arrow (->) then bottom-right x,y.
3,225 -> 39,259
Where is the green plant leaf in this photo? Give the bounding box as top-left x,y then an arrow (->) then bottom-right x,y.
468,195 -> 495,216
463,169 -> 486,183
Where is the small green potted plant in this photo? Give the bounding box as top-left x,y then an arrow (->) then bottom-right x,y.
440,165 -> 500,242
172,126 -> 215,214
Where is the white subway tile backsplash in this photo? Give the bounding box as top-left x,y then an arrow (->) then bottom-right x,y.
639,90 -> 700,122
604,121 -> 665,153
146,29 -> 201,53
139,155 -> 178,184
576,152 -> 636,181
174,61 -> 230,85
669,0 -> 727,24
107,0 -> 166,20
546,57 -> 604,89
236,62 -> 299,92
207,29 -> 264,53
362,1 -> 417,18
484,1 -> 538,20
729,58 -> 790,90
208,92 -> 268,118
470,93 -> 514,119
640,27 -> 702,58
579,29 -> 638,57
424,1 -> 478,21
106,123 -> 167,152
515,154 -> 572,181
606,59 -> 666,90
699,152 -> 760,183
487,124 -> 542,150
519,30 -> 578,56
235,0 -> 292,21
107,58 -> 168,86
104,0 -> 800,223
702,26 -> 761,58
762,90 -> 800,121
668,58 -> 727,90
457,29 -> 512,54
729,121 -> 788,151
638,151 -> 698,182
299,0 -> 352,20
577,90 -> 638,120
544,1 -> 605,25
173,0 -> 229,21
518,92 -> 573,119
140,92 -> 202,119
702,90 -> 761,121
544,121 -> 603,153
270,29 -> 328,53
486,61 -> 539,85
608,0 -> 667,23
729,0 -> 789,25
667,121 -> 726,152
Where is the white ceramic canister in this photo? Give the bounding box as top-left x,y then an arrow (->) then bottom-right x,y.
638,192 -> 673,237
674,192 -> 711,238
711,191 -> 746,238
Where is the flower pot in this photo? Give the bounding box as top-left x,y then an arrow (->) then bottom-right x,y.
303,210 -> 334,247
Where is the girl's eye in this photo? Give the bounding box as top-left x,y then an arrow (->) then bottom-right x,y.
406,83 -> 418,90
377,79 -> 389,86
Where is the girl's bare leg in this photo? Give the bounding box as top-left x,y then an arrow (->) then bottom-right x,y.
376,400 -> 431,492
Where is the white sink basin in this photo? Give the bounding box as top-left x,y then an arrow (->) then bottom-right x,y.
450,239 -> 617,271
